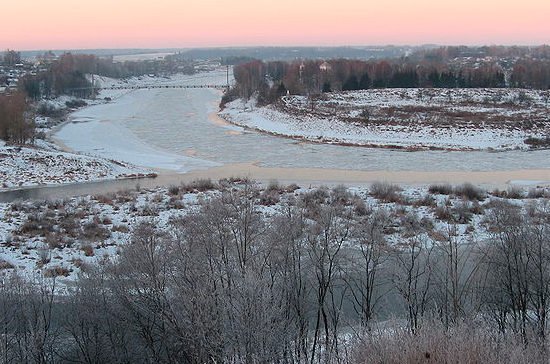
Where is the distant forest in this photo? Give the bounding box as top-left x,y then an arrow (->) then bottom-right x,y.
1,53 -> 191,143
223,45 -> 550,106
19,53 -> 192,100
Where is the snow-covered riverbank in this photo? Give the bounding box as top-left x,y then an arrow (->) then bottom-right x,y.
220,88 -> 550,151
0,69 -> 232,191
1,179 -> 549,281
0,140 -> 155,191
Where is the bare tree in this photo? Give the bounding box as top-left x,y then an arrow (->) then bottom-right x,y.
343,208 -> 390,328
307,205 -> 350,363
391,236 -> 434,333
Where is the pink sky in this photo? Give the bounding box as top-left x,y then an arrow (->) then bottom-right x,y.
2,0 -> 549,50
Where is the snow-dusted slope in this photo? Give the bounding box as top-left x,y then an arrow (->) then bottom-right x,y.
220,88 -> 550,151
0,143 -> 153,190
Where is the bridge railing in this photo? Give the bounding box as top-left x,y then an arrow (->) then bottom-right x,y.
69,84 -> 232,91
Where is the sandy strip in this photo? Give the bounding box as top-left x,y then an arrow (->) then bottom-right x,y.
4,162 -> 550,203
175,162 -> 550,188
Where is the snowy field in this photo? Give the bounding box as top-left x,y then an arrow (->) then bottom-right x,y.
1,179 -> 549,284
220,88 -> 550,151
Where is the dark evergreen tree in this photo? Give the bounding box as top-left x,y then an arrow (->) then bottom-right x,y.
276,82 -> 287,97
342,75 -> 359,91
390,70 -> 419,88
359,73 -> 371,89
372,78 -> 386,88
428,70 -> 441,87
457,72 -> 468,88
440,71 -> 456,88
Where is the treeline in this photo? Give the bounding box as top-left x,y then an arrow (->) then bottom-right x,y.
1,49 -> 22,66
2,182 -> 550,363
0,92 -> 34,143
20,53 -> 183,100
225,53 -> 550,106
1,52 -> 189,144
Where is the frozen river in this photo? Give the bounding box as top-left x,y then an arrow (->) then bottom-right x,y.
52,71 -> 550,178
3,70 -> 550,202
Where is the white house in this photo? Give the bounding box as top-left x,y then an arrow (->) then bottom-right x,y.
319,61 -> 332,72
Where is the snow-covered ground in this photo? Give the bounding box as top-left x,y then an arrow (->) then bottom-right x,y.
1,180 -> 548,284
0,140 -> 154,190
220,88 -> 550,151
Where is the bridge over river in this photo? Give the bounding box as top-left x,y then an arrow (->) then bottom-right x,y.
70,84 -> 230,91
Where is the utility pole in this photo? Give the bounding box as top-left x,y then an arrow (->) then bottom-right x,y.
226,64 -> 230,89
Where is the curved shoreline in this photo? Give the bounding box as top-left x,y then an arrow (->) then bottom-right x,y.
217,112 -> 474,152
218,93 -> 545,152
28,77 -> 550,199
2,162 -> 550,203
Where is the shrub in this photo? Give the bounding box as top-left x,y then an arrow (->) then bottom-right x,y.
331,185 -> 353,206
434,204 -> 455,222
45,233 -> 63,249
351,319 -> 544,364
81,244 -> 94,257
370,181 -> 402,203
166,196 -> 185,209
65,99 -> 88,108
37,247 -> 51,265
300,187 -> 329,207
454,183 -> 485,201
94,193 -> 115,204
354,199 -> 369,216
506,186 -> 525,199
182,178 -> 216,192
359,108 -> 371,120
524,136 -> 550,148
428,183 -> 453,195
285,183 -> 300,193
0,259 -> 14,270
528,188 -> 550,199
112,224 -> 130,233
81,222 -> 111,241
259,189 -> 280,206
453,201 -> 473,223
69,258 -> 88,271
36,102 -> 64,117
412,194 -> 436,207
168,185 -> 180,195
44,266 -> 70,277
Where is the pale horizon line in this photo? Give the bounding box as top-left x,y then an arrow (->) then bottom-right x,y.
11,43 -> 550,54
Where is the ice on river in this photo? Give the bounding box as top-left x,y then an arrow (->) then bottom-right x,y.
54,87 -> 220,173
